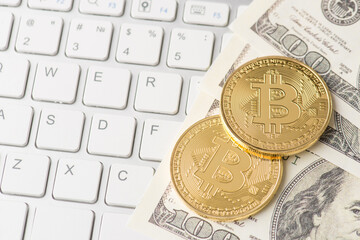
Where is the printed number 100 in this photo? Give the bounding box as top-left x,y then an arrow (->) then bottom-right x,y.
167,209 -> 240,240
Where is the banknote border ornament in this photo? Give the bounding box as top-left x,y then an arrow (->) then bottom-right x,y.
321,0 -> 360,26
251,10 -> 360,114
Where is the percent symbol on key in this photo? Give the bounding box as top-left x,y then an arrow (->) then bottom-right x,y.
177,33 -> 186,40
148,30 -> 156,38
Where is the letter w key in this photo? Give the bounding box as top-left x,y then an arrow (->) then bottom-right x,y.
32,61 -> 80,104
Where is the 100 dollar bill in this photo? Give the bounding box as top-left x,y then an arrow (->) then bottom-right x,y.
201,35 -> 360,178
129,90 -> 360,239
130,1 -> 360,237
230,0 -> 360,128
130,35 -> 360,240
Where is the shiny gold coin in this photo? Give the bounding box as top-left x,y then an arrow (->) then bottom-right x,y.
221,56 -> 332,159
170,115 -> 282,221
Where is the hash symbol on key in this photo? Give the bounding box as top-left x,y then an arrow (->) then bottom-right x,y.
76,24 -> 83,31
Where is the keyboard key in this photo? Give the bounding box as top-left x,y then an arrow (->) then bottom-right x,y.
53,158 -> 102,203
116,23 -> 163,66
140,119 -> 181,161
32,61 -> 80,104
131,0 -> 177,21
36,109 -> 85,152
0,0 -> 21,6
28,0 -> 73,11
1,153 -> 50,197
66,19 -> 113,61
88,114 -> 136,157
0,201 -> 28,240
0,104 -> 33,146
183,1 -> 229,27
99,213 -> 152,240
16,15 -> 63,56
0,56 -> 29,99
0,12 -> 13,51
186,76 -> 202,114
221,32 -> 233,52
31,206 -> 94,240
134,71 -> 182,114
167,28 -> 214,70
105,164 -> 154,207
83,66 -> 131,109
79,0 -> 125,16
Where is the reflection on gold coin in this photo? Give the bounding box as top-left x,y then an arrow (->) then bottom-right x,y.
170,115 -> 282,221
221,56 -> 332,159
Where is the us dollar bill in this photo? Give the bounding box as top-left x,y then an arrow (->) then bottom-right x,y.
201,35 -> 360,178
129,3 -> 360,237
229,0 -> 360,128
149,154 -> 360,240
129,90 -> 360,239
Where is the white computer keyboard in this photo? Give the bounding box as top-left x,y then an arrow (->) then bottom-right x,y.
0,0 -> 251,239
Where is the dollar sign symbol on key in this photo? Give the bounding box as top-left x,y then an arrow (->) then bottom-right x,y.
194,137 -> 252,199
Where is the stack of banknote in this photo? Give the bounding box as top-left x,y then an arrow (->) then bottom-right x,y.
129,0 -> 360,239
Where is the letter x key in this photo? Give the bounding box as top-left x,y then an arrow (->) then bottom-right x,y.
65,164 -> 74,175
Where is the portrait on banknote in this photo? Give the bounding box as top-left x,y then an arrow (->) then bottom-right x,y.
272,160 -> 360,239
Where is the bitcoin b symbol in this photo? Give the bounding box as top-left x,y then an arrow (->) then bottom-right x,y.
194,137 -> 251,199
251,70 -> 301,134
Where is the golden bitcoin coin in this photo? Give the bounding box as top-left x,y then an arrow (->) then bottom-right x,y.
221,56 -> 332,159
170,115 -> 282,221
